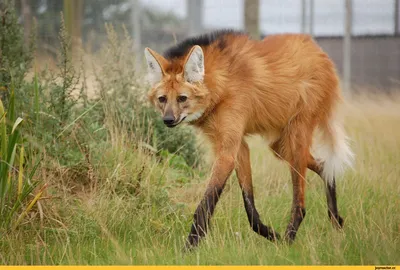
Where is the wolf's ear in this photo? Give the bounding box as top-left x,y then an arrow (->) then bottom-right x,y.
183,45 -> 204,83
144,47 -> 167,86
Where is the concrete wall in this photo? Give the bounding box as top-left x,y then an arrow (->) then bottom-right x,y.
315,36 -> 400,91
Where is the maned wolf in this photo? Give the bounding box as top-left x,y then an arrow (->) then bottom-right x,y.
144,30 -> 353,249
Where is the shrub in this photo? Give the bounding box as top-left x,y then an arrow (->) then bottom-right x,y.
93,24 -> 201,167
0,0 -> 35,106
0,5 -> 201,217
0,0 -> 42,232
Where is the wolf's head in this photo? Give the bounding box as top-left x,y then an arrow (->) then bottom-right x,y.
144,46 -> 209,128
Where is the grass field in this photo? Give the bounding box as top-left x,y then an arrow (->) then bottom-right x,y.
1,7 -> 399,263
1,95 -> 399,265
0,1 -> 398,265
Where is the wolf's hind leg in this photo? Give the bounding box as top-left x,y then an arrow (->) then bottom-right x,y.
236,140 -> 280,241
308,156 -> 344,228
271,121 -> 310,243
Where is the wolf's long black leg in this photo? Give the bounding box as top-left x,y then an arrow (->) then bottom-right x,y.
186,184 -> 225,248
185,152 -> 237,249
308,158 -> 344,228
236,141 -> 280,241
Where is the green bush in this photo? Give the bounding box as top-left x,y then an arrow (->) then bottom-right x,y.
0,1 -> 41,232
1,4 -> 201,194
93,24 -> 201,168
0,0 -> 35,106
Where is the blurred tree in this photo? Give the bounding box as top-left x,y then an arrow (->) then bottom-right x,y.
63,0 -> 83,53
0,0 -> 34,104
20,0 -> 32,45
15,0 -> 131,54
15,0 -> 64,56
14,0 -> 185,55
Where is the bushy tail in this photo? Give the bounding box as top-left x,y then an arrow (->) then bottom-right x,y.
312,111 -> 354,185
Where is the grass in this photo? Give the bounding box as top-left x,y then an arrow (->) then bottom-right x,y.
1,95 -> 399,265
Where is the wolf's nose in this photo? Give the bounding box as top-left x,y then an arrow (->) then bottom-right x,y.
163,115 -> 175,125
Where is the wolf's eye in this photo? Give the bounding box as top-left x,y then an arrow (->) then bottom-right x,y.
158,96 -> 167,103
177,95 -> 187,103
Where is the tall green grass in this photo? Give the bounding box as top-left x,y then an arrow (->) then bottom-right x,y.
1,6 -> 202,264
0,84 -> 41,231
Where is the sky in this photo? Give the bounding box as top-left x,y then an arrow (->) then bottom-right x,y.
141,0 -> 397,36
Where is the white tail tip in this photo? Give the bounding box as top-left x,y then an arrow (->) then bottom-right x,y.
312,121 -> 354,185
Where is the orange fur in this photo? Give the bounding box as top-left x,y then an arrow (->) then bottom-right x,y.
145,32 -> 352,247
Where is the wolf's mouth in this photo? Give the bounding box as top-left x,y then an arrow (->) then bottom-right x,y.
165,116 -> 186,128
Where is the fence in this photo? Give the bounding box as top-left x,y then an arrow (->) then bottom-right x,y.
14,0 -> 400,91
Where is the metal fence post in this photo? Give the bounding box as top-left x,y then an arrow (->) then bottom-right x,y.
244,0 -> 260,39
343,0 -> 352,96
309,0 -> 314,36
301,0 -> 306,33
395,0 -> 399,35
131,0 -> 142,70
187,0 -> 204,36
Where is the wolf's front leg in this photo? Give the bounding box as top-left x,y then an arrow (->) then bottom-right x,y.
185,154 -> 236,249
185,118 -> 245,249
